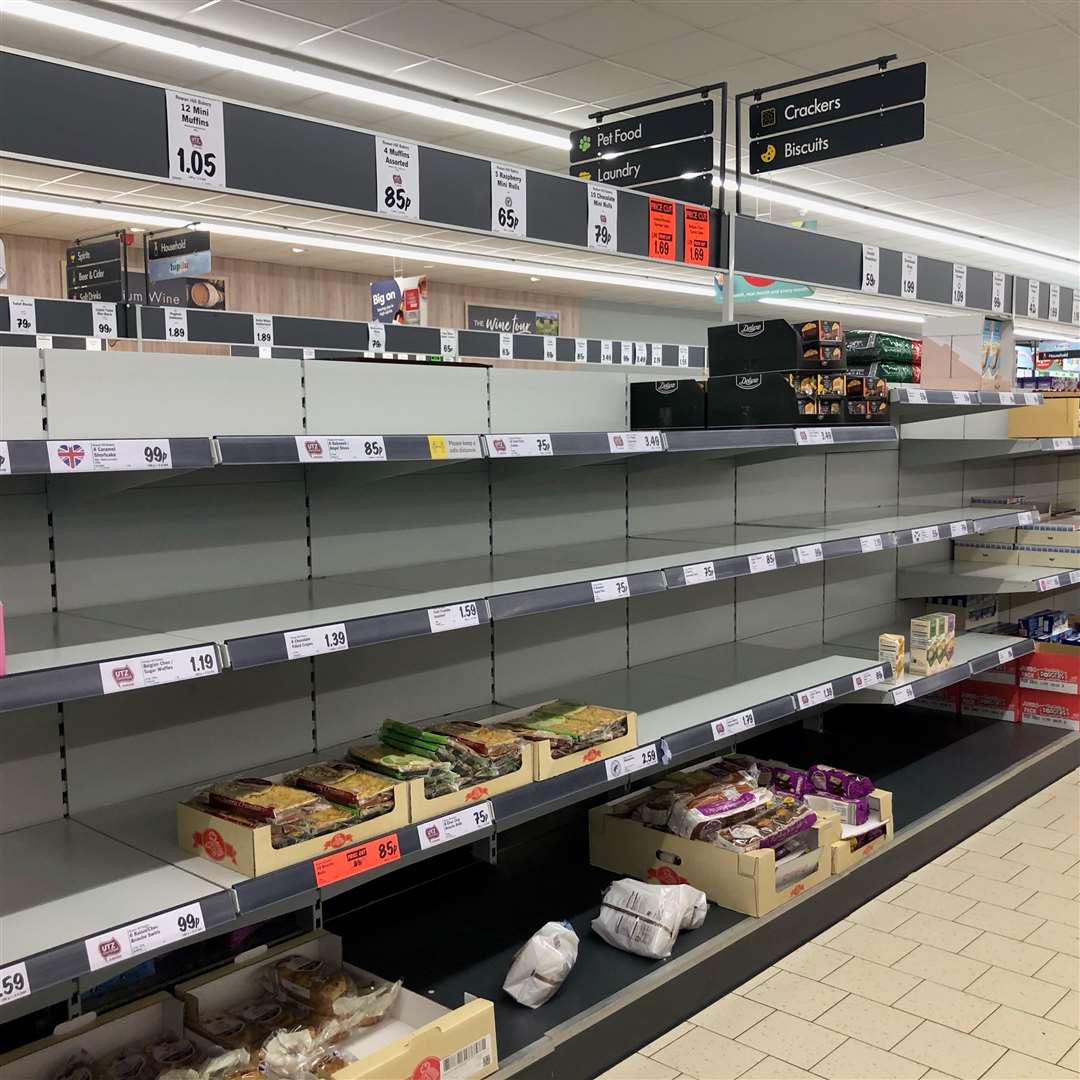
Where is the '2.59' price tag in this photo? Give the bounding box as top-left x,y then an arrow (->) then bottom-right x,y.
604,743 -> 658,780
0,962 -> 30,1006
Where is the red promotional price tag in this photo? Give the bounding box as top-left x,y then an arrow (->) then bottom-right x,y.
648,197 -> 676,261
313,832 -> 401,887
683,205 -> 710,266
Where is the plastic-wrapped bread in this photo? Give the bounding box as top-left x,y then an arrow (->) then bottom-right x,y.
503,921 -> 579,1008
206,778 -> 318,823
711,795 -> 817,852
285,762 -> 397,815
592,879 -> 707,959
807,764 -> 873,800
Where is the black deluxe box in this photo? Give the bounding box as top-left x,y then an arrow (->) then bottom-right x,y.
708,319 -> 846,377
707,372 -> 802,428
630,378 -> 706,429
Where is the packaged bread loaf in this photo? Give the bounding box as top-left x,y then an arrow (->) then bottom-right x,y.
285,761 -> 396,815
206,779 -> 318,823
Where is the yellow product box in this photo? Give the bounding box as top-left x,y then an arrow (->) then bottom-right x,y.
1019,522 -> 1080,548
1008,394 -> 1080,438
978,527 -> 1017,544
878,634 -> 906,681
953,541 -> 1019,565
177,771 -> 410,878
826,790 -> 894,874
1017,546 -> 1080,570
909,616 -> 934,675
176,931 -> 498,1080
588,798 -> 840,918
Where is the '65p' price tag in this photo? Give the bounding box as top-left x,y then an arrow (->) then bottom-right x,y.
428,602 -> 481,632
604,743 -> 658,780
85,902 -> 205,971
417,801 -> 493,850
0,962 -> 30,1007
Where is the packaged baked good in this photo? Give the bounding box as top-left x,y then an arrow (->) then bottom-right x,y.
428,719 -> 522,763
98,1047 -> 156,1080
206,779 -> 318,824
667,778 -> 771,841
191,1013 -> 249,1051
378,721 -> 513,783
753,759 -> 811,797
272,800 -> 362,849
285,762 -> 396,814
348,742 -> 461,797
807,765 -> 873,800
268,956 -> 349,1017
592,879 -> 707,959
711,795 -> 817,852
147,1037 -> 201,1073
496,701 -> 628,758
52,1052 -> 99,1080
804,791 -> 869,826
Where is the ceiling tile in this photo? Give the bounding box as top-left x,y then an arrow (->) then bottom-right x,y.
198,70 -> 325,108
926,80 -> 1019,116
1027,0 -> 1080,29
720,4 -> 876,52
284,92 -> 403,130
248,0 -> 402,29
527,60 -> 681,102
185,0 -> 328,47
474,84 -> 582,117
99,0 -> 209,16
634,0 -> 801,28
88,43 -> 230,87
391,59 -> 508,97
888,0 -> 1054,51
946,27 -> 1079,77
887,177 -> 982,200
993,64 -> 1079,102
442,30 -> 591,82
775,27 -> 918,73
1006,179 -> 1080,208
531,1 -> 695,56
1035,90 -> 1080,122
295,30 -> 428,74
947,100 -> 1068,138
443,0 -> 602,30
612,32 -> 764,83
340,0 -> 510,54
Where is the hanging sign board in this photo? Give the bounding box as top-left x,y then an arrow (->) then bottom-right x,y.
491,162 -> 526,238
749,63 -> 926,138
749,103 -> 924,175
1027,279 -> 1040,319
166,91 -> 226,189
570,99 -> 713,164
901,252 -> 918,299
571,138 -> 711,188
376,137 -> 419,219
66,237 -> 122,297
683,205 -> 710,266
148,230 -> 211,282
861,244 -> 879,294
648,198 -> 676,261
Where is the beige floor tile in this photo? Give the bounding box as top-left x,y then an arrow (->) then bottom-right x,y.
815,993 -> 922,1051
845,899 -> 914,933
962,931 -> 1058,976
774,942 -> 848,979
827,923 -> 919,966
966,965 -> 1069,1017
1004,801 -> 1063,827
639,1022 -> 694,1057
813,1037 -> 929,1080
1055,832 -> 1080,857
1011,865 -> 1080,900
908,864 -> 971,892
952,874 -> 1036,910
891,1020 -> 1006,1080
932,848 -> 966,866
691,995 -> 772,1039
950,850 -> 1026,883
1037,952 -> 1080,991
956,900 -> 1046,941
1000,821 -> 1073,851
972,1004 -> 1080,1063
815,919 -> 853,945
894,944 -> 990,991
892,884 -> 977,921
978,818 -> 1013,836
920,1072 -> 959,1079
1019,893 -> 1080,926
1026,918 -> 1080,957
824,957 -> 922,1006
1005,843 -> 1080,875
893,912 -> 983,954
956,831 -> 1023,858
737,1011 -> 845,1070
1044,990 -> 1079,1027
745,970 -> 847,1022
879,881 -> 916,902
1060,1041 -> 1080,1072
652,1027 -> 764,1080
598,1053 -> 680,1080
982,1049 -> 1080,1079
734,966 -> 778,995
893,979 -> 997,1033
1049,813 -> 1080,838
736,1057 -> 817,1079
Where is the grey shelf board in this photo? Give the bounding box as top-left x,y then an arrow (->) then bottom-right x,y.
216,434 -> 482,466
646,425 -> 898,462
901,438 -> 1047,465
0,438 -> 214,475
888,386 -> 1041,423
897,560 -> 1080,598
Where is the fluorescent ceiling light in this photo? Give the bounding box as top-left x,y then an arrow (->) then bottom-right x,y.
757,296 -> 925,326
1,0 -> 569,150
0,191 -> 713,299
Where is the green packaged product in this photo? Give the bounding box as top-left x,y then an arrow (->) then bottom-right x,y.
845,331 -> 915,362
347,741 -> 461,796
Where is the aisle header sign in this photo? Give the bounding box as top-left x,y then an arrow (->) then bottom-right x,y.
572,138 -> 711,188
570,100 -> 713,164
148,230 -> 211,282
66,237 -> 123,301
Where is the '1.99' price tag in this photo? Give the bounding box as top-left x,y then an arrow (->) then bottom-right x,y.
0,962 -> 30,1006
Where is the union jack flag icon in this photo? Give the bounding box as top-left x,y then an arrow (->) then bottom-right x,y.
57,444 -> 85,469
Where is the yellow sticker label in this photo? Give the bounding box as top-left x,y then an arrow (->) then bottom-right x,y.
427,435 -> 448,459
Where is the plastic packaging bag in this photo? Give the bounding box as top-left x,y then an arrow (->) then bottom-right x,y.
592,880 -> 707,959
503,921 -> 579,1008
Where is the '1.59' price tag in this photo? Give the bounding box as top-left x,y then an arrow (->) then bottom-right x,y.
428,602 -> 481,632
0,962 -> 30,1006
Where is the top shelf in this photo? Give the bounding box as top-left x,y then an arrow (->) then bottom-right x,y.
888,385 -> 1042,423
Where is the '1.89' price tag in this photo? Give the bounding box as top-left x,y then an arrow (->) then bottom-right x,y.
314,833 -> 401,887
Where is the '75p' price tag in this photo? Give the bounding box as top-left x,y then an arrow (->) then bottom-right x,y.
85,903 -> 205,971
417,802 -> 493,850
428,602 -> 481,633
0,962 -> 30,1007
604,743 -> 658,780
682,561 -> 716,585
591,576 -> 629,602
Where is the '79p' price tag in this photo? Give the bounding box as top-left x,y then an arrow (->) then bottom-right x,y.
428,602 -> 481,633
0,962 -> 30,1006
417,802 -> 492,850
604,743 -> 658,780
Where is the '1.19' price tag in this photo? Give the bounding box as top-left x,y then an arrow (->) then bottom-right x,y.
591,576 -> 629,603
417,801 -> 493,850
604,743 -> 658,780
99,646 -> 218,695
0,962 -> 30,1006
284,622 -> 349,660
428,602 -> 481,633
712,710 -> 755,740
313,833 -> 400,887
84,902 -> 205,971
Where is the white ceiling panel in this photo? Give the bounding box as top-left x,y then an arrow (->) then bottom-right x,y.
1037,91 -> 1079,122
946,26 -> 1080,77
247,0 -> 403,29
393,59 -> 507,97
612,32 -> 765,84
294,29 -> 427,72
98,0 -> 208,16
444,0 -> 602,30
636,0 -> 801,30
531,1 -> 695,56
890,1 -> 1055,51
441,30 -> 591,83
775,27 -> 916,73
472,84 -> 582,119
526,60 -> 685,102
721,4 -> 878,53
88,42 -> 231,87
185,0 -> 328,47
340,1 -> 510,54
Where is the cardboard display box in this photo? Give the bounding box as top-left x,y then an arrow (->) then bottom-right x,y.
1008,395 -> 1080,438
406,740 -> 535,821
954,541 -> 1019,565
1018,688 -> 1080,731
1019,522 -> 1080,548
178,772 -> 410,878
961,677 -> 1019,723
1017,546 -> 1080,569
588,798 -> 840,918
1018,641 -> 1080,694
824,790 -> 894,875
177,931 -> 498,1080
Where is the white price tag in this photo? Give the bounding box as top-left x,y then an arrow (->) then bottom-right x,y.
748,551 -> 777,574
0,440 -> 10,476
368,322 -> 386,353
47,440 -> 172,473
543,335 -> 557,361
1023,393 -> 1040,405
795,427 -> 834,445
621,341 -> 633,365
952,264 -> 967,307
85,902 -> 204,971
427,602 -> 482,632
376,137 -> 419,219
859,534 -> 884,553
164,307 -> 188,342
796,543 -> 823,564
1039,575 -> 1061,593
998,647 -> 1014,665
892,684 -> 915,705
951,391 -> 974,405
797,682 -> 835,709
852,666 -> 885,689
491,162 -> 526,238
85,337 -> 102,351
604,743 -> 658,780
439,328 -> 457,359
906,387 -> 928,403
1049,283 -> 1061,322
991,270 -> 1006,314
485,433 -> 552,458
575,337 -> 588,363
911,525 -> 941,544
166,91 -> 225,188
499,332 -> 513,360
1027,278 -> 1040,319
861,244 -> 879,294
252,313 -> 274,349
650,343 -> 664,366
1070,570 -> 1080,585
1017,511 -> 1035,525
634,341 -> 648,366
295,436 -> 386,462
950,521 -> 970,538
1073,291 -> 1080,325
1053,438 -> 1075,450
303,347 -> 315,360
92,301 -> 117,338
591,576 -> 629,602
587,183 -> 618,251
600,339 -> 613,364
283,622 -> 348,660
0,962 -> 30,1007
607,431 -> 662,453
99,646 -> 218,694
901,252 -> 918,299
8,296 -> 36,335
712,710 -> 755,740
999,392 -> 1016,405
682,561 -> 716,586
36,335 -> 52,350
678,344 -> 690,367
417,801 -> 492,850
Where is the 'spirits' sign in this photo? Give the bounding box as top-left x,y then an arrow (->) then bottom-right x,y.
570,100 -> 713,164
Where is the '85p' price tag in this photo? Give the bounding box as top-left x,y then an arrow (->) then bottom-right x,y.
748,551 -> 777,574
313,833 -> 400,887
604,743 -> 658,780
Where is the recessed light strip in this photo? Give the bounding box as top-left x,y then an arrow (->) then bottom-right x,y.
757,296 -> 925,326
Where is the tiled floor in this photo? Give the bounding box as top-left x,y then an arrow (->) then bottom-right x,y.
599,768 -> 1080,1080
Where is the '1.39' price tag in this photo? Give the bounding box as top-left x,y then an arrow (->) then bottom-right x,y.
84,902 -> 204,971
284,622 -> 348,660
0,962 -> 30,1006
417,802 -> 493,851
604,743 -> 658,780
313,833 -> 401,887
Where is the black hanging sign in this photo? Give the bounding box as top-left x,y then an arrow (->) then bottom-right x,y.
749,62 -> 926,139
571,100 -> 713,164
630,173 -> 714,206
571,137 -> 712,188
749,103 -> 924,175
148,229 -> 211,282
66,237 -> 122,294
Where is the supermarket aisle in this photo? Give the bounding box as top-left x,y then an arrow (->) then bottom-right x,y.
599,768 -> 1080,1080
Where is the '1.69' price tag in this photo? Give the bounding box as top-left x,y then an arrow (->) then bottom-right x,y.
314,833 -> 401,887
604,743 -> 658,780
417,801 -> 493,850
0,962 -> 30,1006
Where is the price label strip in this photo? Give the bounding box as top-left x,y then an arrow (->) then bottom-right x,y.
591,576 -> 629,603
439,329 -> 457,360
604,743 -> 658,780
748,551 -> 777,574
682,561 -> 716,586
164,307 -> 188,341
950,521 -> 970,538
417,801 -> 493,851
712,709 -> 755,740
892,684 -> 916,705
859,534 -> 884,553
47,440 -> 172,473
852,666 -> 885,690
428,602 -> 482,632
796,543 -> 823,565
313,833 -> 401,887
795,428 -> 834,445
1053,438 -> 1076,451
902,252 -> 918,298
797,682 -> 835,709
284,622 -> 348,660
606,431 -> 663,453
376,137 -> 419,219
99,646 -> 219,695
85,902 -> 205,971
0,962 -> 30,1007
485,434 -> 553,458
295,436 -> 386,463
951,391 -> 974,405
910,525 -> 940,544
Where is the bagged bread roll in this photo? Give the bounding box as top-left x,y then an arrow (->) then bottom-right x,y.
503,921 -> 579,1008
592,879 -> 707,959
